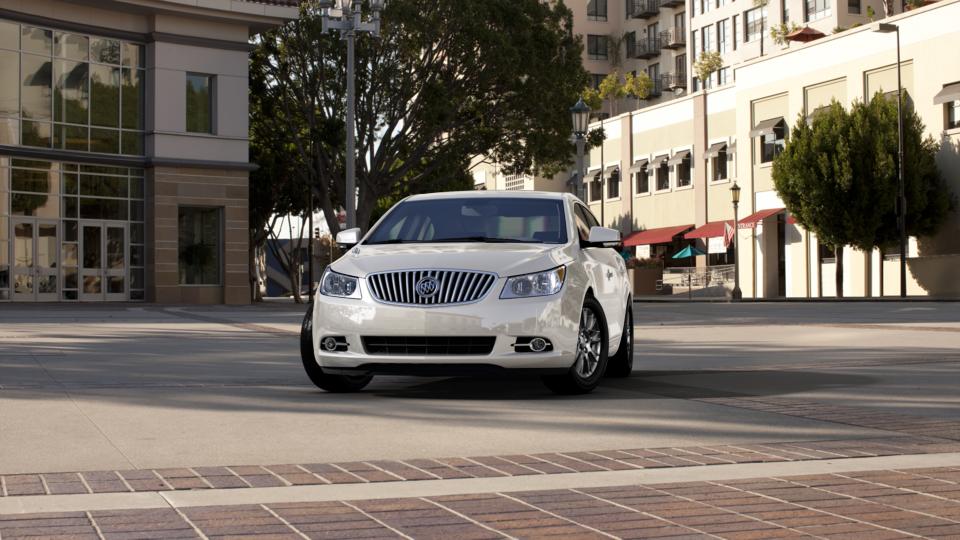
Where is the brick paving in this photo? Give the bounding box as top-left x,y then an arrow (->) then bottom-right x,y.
4,466 -> 960,539
3,436 -> 958,499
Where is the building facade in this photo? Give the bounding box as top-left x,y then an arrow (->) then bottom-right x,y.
0,0 -> 297,304
585,0 -> 960,298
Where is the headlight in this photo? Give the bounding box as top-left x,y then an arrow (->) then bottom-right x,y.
500,266 -> 566,299
319,269 -> 361,299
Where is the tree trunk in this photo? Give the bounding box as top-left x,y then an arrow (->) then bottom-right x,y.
289,256 -> 303,304
834,245 -> 844,298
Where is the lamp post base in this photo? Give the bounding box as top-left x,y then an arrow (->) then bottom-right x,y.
730,287 -> 742,302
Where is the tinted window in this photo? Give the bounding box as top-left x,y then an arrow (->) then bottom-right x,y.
366,198 -> 568,245
573,205 -> 591,242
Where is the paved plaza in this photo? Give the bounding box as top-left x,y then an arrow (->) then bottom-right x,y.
1,301 -> 959,538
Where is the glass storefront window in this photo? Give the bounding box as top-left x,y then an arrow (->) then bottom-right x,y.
0,18 -> 145,155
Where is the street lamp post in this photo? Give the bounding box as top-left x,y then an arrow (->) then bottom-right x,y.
730,181 -> 742,301
570,98 -> 591,201
318,0 -> 386,231
874,22 -> 907,298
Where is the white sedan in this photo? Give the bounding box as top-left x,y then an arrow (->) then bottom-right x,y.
300,191 -> 633,394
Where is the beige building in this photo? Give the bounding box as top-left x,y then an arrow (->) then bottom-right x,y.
585,0 -> 960,298
0,0 -> 297,304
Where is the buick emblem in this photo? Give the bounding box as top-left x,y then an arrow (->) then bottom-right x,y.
415,276 -> 440,298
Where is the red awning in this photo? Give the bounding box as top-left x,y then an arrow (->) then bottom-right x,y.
685,220 -> 734,239
738,208 -> 785,229
623,224 -> 694,247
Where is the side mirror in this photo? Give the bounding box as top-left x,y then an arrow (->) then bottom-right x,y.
586,226 -> 621,248
335,227 -> 361,249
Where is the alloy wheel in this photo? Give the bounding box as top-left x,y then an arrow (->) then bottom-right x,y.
575,307 -> 603,378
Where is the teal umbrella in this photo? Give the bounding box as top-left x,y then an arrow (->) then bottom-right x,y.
671,245 -> 705,259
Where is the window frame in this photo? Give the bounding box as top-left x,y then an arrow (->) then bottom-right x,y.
674,150 -> 693,189
587,35 -> 608,61
185,72 -> 216,135
606,168 -> 621,200
588,171 -> 603,203
587,0 -> 608,21
805,0 -> 832,21
654,156 -> 670,192
745,7 -> 767,43
635,165 -> 650,195
946,100 -> 960,130
760,124 -> 786,164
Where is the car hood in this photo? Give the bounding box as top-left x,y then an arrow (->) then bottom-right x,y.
333,243 -> 575,278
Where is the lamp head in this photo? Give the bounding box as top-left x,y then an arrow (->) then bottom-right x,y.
570,97 -> 591,136
873,22 -> 898,33
730,182 -> 741,205
369,0 -> 386,12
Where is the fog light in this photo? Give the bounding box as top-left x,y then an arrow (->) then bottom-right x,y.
322,337 -> 339,351
529,337 -> 548,352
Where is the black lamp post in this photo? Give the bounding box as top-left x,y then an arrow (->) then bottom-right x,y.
570,98 -> 591,200
874,22 -> 906,297
730,181 -> 742,301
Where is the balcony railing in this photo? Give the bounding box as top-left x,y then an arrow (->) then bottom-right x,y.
646,78 -> 663,98
661,72 -> 687,90
628,0 -> 660,19
659,27 -> 686,49
659,0 -> 685,7
632,37 -> 661,59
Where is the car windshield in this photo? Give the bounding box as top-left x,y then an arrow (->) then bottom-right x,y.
365,197 -> 568,245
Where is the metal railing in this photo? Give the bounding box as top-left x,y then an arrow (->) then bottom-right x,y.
628,0 -> 660,18
632,37 -> 661,59
659,27 -> 686,48
661,72 -> 687,90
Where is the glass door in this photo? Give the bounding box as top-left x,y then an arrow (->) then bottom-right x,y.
80,221 -> 127,301
11,219 -> 59,302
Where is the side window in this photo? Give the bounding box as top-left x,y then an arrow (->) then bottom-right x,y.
582,206 -> 601,229
573,205 -> 591,242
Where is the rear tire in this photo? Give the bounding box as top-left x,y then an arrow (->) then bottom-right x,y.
542,296 -> 608,395
300,306 -> 372,393
605,303 -> 634,378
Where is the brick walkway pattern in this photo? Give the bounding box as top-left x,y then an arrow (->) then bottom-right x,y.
3,436 -> 957,499
4,466 -> 960,539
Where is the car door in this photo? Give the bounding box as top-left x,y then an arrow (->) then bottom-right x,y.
573,204 -> 626,345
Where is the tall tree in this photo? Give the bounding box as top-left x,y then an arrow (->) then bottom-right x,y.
250,0 -> 587,237
773,95 -> 953,297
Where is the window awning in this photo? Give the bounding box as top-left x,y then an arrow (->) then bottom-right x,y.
738,208 -> 784,229
667,150 -> 690,166
933,82 -> 960,105
629,159 -> 649,172
604,165 -> 620,178
750,117 -> 785,137
704,142 -> 727,159
623,224 -> 694,247
685,220 -> 734,239
650,155 -> 668,167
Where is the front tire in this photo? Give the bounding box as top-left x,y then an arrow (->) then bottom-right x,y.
542,296 -> 608,395
300,306 -> 372,393
606,303 -> 633,378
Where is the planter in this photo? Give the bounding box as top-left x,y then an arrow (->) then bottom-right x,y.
629,267 -> 663,296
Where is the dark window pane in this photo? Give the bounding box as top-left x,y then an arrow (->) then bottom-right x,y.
56,124 -> 89,151
90,128 -> 119,154
11,168 -> 52,193
64,196 -> 77,218
129,176 -> 144,199
80,164 -> 127,175
0,20 -> 19,50
64,266 -> 78,289
130,245 -> 144,267
90,65 -> 119,127
79,197 -> 127,220
121,43 -> 144,69
12,193 -> 58,217
83,225 -> 101,268
186,74 -> 213,134
21,54 -> 53,120
121,68 -> 143,129
130,289 -> 144,300
108,276 -> 124,293
64,220 -> 78,242
55,32 -> 88,61
21,26 -> 52,55
90,38 -> 120,64
178,207 -> 221,285
120,130 -> 143,155
22,120 -> 52,147
62,244 -> 78,266
63,289 -> 78,300
63,173 -> 78,194
130,200 -> 143,221
80,175 -> 127,197
55,60 -> 89,124
130,222 -> 144,243
0,50 -> 19,116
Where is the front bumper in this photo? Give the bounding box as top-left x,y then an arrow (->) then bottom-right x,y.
311,281 -> 581,373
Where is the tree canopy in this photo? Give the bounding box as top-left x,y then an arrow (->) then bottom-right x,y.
250,0 -> 587,235
772,94 -> 953,296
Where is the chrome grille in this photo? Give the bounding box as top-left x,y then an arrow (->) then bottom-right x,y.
366,270 -> 497,306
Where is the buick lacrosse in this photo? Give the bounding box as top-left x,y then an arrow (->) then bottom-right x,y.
300,191 -> 633,394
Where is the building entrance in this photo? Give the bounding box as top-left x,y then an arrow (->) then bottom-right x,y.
80,221 -> 128,302
11,218 -> 59,302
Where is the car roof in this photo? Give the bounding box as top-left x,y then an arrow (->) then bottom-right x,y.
404,191 -> 575,202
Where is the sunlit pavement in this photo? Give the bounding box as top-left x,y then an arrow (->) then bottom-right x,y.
1,301 -> 959,537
